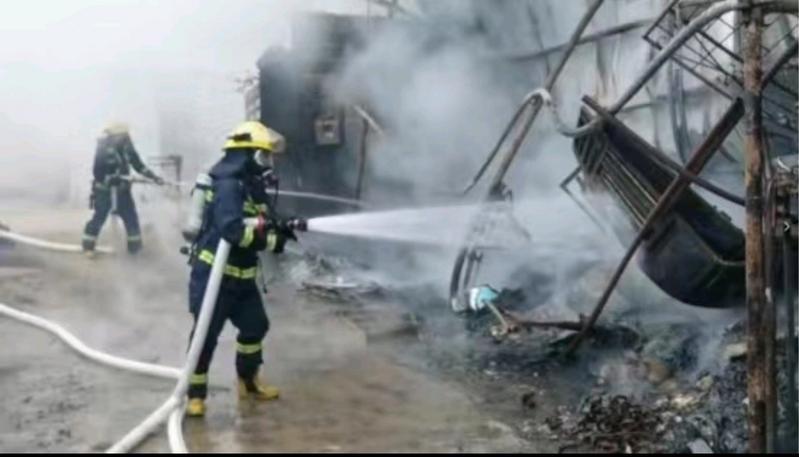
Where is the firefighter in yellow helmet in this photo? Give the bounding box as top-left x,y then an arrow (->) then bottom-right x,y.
82,123 -> 164,256
184,121 -> 299,417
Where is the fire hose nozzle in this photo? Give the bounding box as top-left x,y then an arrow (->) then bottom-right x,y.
286,218 -> 308,232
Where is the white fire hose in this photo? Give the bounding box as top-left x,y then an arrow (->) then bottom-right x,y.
0,238 -> 233,452
0,229 -> 114,255
167,404 -> 187,452
0,303 -> 180,380
107,238 -> 232,453
0,300 -> 205,452
0,220 -> 253,452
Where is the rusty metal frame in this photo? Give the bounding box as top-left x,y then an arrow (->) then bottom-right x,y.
564,97 -> 745,354
448,1 -> 797,370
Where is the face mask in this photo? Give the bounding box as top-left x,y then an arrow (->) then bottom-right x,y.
254,150 -> 274,169
249,150 -> 278,187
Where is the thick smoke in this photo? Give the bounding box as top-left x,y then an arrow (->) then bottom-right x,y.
0,0 -> 753,377
316,0 -> 750,380
0,0 -> 378,358
333,22 -> 524,202
0,0 -> 369,209
326,1 -> 625,291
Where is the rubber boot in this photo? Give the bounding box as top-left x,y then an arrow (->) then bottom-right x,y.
186,398 -> 206,417
127,238 -> 142,255
237,374 -> 279,401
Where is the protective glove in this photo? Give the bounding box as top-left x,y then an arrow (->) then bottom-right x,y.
152,175 -> 165,186
255,217 -> 296,254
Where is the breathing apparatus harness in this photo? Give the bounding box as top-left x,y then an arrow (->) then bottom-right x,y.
180,165 -> 303,266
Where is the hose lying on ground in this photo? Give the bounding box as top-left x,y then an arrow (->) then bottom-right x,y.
0,305 -> 191,448
167,407 -> 187,453
0,267 -> 230,454
0,303 -> 179,380
0,229 -> 114,255
1,219 -> 252,452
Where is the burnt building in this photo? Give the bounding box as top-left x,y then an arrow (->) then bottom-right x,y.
252,13 -> 390,204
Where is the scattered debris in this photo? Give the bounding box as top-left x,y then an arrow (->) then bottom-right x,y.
722,342 -> 747,361
642,358 -> 673,385
301,276 -> 380,300
670,393 -> 700,411
696,375 -> 714,392
557,395 -> 665,453
283,251 -> 383,301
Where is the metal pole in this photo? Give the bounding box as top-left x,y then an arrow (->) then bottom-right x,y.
485,0 -> 606,197
774,166 -> 798,452
783,232 -> 798,452
743,5 -> 770,453
504,18 -> 653,63
765,180 -> 778,453
355,118 -> 369,200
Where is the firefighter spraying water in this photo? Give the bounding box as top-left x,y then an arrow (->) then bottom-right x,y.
81,123 -> 166,258
180,120 -> 307,417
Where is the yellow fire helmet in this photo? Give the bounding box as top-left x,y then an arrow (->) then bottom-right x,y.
104,122 -> 130,136
223,121 -> 285,153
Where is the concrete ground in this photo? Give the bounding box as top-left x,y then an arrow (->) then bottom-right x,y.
0,206 -> 537,452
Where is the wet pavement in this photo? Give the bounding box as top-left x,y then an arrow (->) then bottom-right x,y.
1,206 -> 775,453
0,208 -> 535,452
